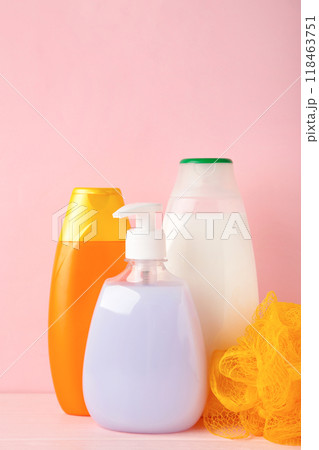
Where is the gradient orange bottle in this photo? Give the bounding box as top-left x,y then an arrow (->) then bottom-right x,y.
48,188 -> 127,415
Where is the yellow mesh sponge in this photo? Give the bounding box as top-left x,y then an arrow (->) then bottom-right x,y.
203,292 -> 301,445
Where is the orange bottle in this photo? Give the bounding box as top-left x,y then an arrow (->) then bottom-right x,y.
48,188 -> 127,415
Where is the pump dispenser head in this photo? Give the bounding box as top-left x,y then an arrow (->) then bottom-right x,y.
113,203 -> 166,260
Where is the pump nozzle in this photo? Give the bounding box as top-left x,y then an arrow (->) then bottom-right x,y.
113,203 -> 166,260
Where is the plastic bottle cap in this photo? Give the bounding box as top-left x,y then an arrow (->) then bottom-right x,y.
113,203 -> 166,260
180,158 -> 233,164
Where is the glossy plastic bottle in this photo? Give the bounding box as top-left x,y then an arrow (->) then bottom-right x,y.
163,159 -> 259,359
48,188 -> 126,415
83,203 -> 207,433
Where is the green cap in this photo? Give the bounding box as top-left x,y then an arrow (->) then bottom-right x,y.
180,158 -> 233,164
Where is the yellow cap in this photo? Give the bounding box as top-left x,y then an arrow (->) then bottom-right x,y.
60,188 -> 125,243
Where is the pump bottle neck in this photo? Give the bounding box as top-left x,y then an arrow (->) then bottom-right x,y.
125,259 -> 167,284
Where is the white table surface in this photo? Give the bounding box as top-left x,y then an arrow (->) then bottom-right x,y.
0,394 -> 300,449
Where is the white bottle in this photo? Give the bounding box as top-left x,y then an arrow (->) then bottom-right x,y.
83,203 -> 207,433
163,159 -> 259,359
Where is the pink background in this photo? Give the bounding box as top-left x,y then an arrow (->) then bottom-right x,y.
0,0 -> 300,392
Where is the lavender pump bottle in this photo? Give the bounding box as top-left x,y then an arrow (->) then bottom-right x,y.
83,203 -> 207,433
